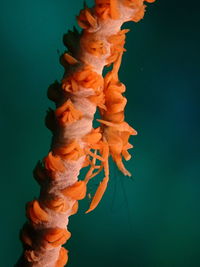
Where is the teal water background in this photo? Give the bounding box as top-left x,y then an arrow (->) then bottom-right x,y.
1,1 -> 200,266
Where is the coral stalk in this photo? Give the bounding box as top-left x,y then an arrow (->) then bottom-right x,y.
18,0 -> 155,266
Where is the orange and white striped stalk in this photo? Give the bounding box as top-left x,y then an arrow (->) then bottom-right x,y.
18,0 -> 155,266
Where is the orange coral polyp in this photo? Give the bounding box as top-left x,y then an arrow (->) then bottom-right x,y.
43,152 -> 65,173
107,29 -> 129,64
145,0 -> 155,2
44,228 -> 71,247
106,98 -> 127,113
82,36 -> 107,56
110,0 -> 120,19
70,200 -> 79,216
55,99 -> 83,126
132,4 -> 146,22
105,90 -> 127,113
21,227 -> 33,247
54,141 -> 84,161
95,0 -> 120,20
77,8 -> 98,30
26,200 -> 49,224
123,0 -> 143,8
61,180 -> 87,200
63,53 -> 78,65
45,197 -> 70,213
103,111 -> 125,123
24,250 -> 40,263
55,247 -> 69,267
95,5 -> 110,20
62,66 -> 103,93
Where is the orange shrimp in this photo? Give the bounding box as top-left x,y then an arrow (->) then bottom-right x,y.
86,176 -> 109,213
85,141 -> 109,213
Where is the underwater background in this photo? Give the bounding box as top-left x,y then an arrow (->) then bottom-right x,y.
1,0 -> 200,266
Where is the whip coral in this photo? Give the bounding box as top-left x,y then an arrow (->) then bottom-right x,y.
17,0 -> 155,266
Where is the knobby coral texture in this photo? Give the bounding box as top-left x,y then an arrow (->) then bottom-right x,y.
18,0 -> 155,266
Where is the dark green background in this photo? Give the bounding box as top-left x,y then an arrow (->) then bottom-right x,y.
1,1 -> 199,266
